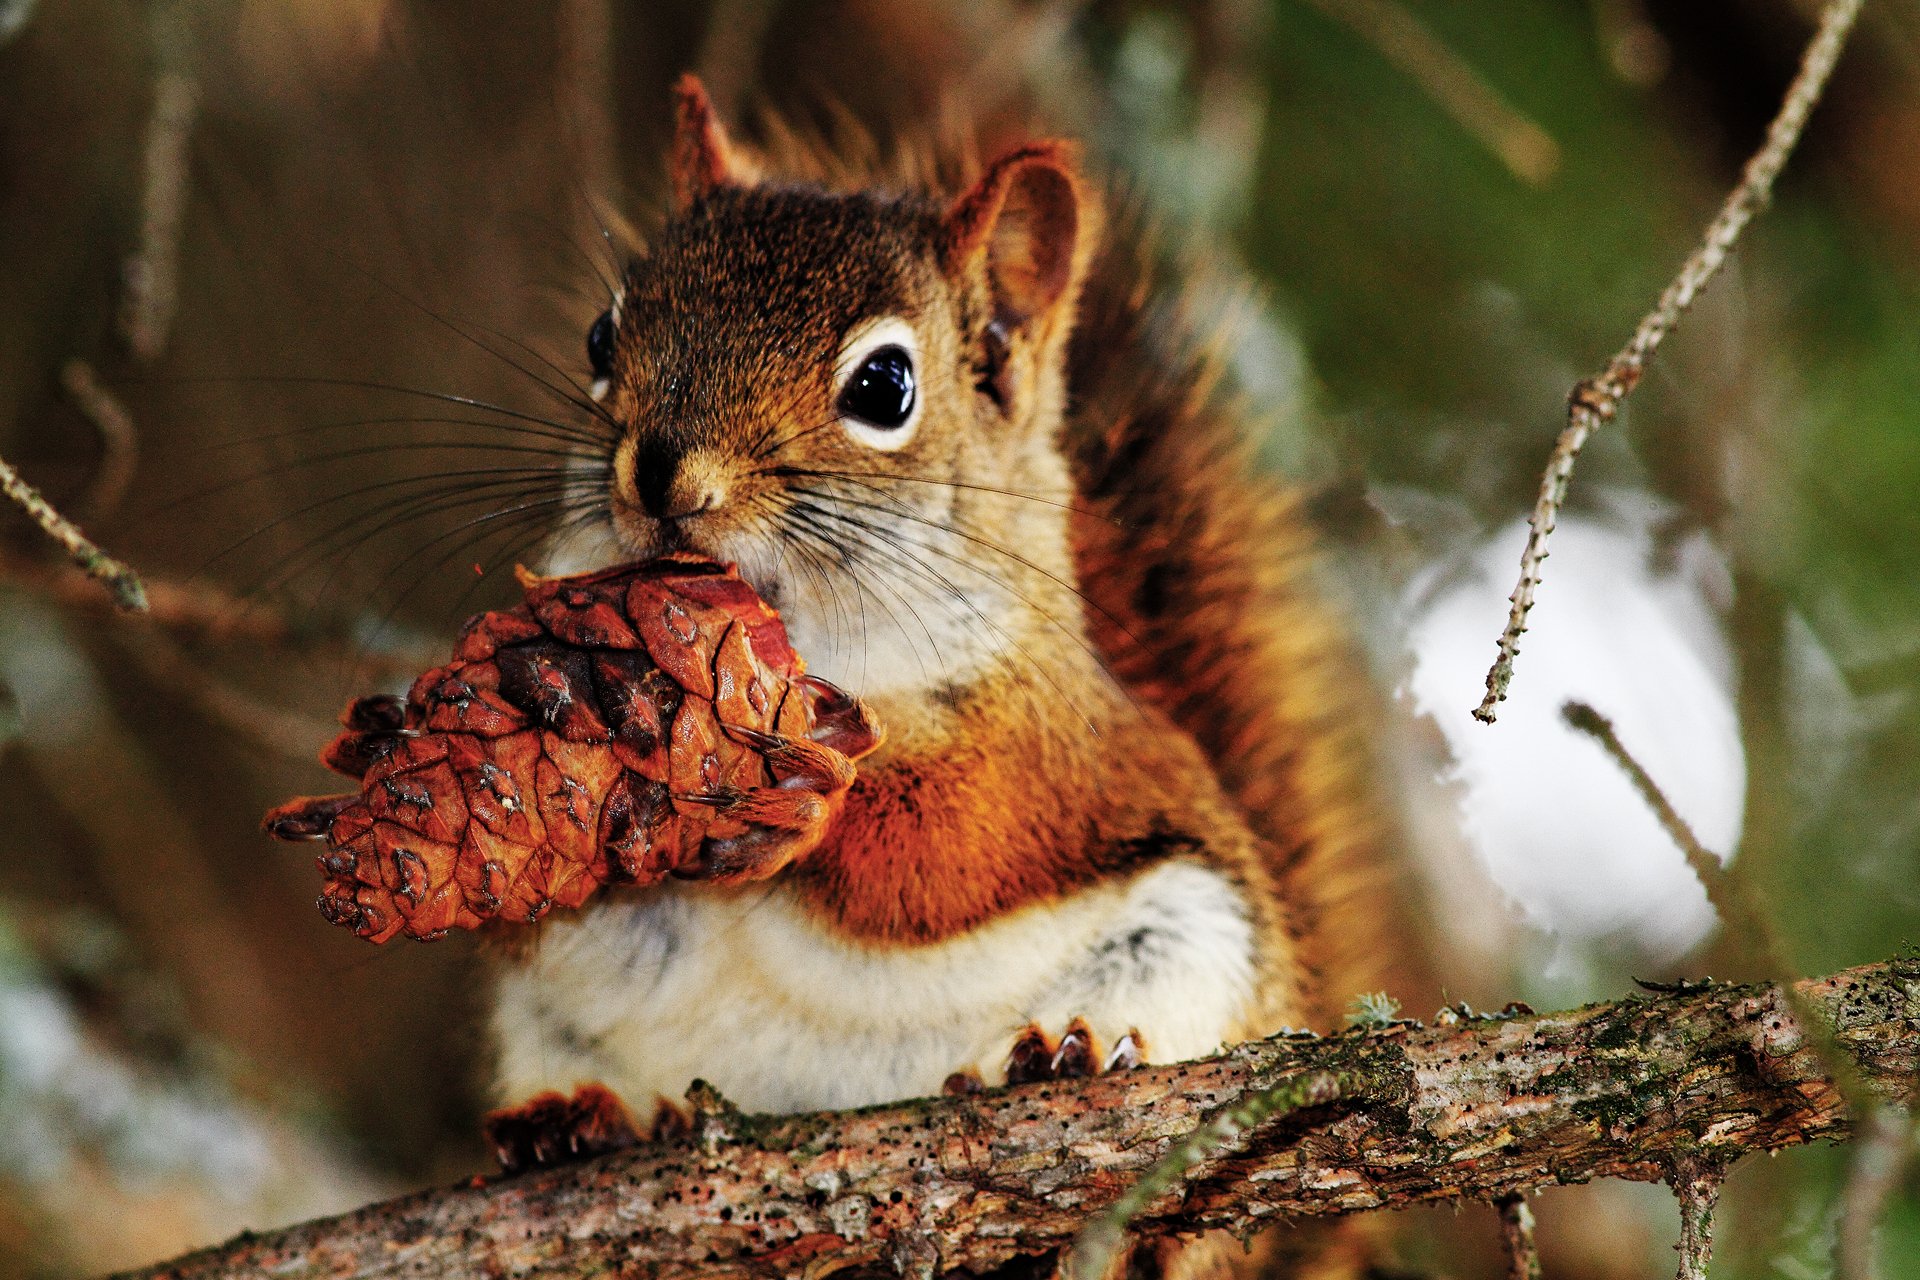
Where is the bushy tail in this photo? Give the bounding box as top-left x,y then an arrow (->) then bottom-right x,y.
1064,205 -> 1404,1024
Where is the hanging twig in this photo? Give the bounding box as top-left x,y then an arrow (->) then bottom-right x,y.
1301,0 -> 1560,185
1564,699 -> 1909,1277
1836,1105 -> 1916,1280
1671,1160 -> 1723,1280
59,359 -> 141,519
1495,1194 -> 1544,1280
119,2 -> 198,364
1474,0 -> 1866,723
1559,701 -> 1871,1105
0,453 -> 148,612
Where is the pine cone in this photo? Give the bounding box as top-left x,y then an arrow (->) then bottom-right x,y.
265,554 -> 882,943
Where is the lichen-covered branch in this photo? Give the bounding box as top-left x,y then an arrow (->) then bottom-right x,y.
112,959 -> 1920,1280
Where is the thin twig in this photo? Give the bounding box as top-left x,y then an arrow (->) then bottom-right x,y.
120,1 -> 198,364
117,628 -> 343,762
1495,1193 -> 1544,1280
0,453 -> 148,611
1559,701 -> 1871,1105
1836,1106 -> 1916,1280
59,359 -> 140,518
1671,1160 -> 1723,1280
1564,698 -> 1915,1280
1474,0 -> 1865,723
1064,1070 -> 1345,1280
1301,0 -> 1560,184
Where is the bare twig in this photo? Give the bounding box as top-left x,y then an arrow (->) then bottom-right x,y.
1563,699 -> 1909,1275
0,453 -> 148,611
59,359 -> 140,518
107,959 -> 1920,1280
0,550 -> 433,682
1065,1070 -> 1345,1280
1559,701 -> 1871,1104
1836,1106 -> 1916,1280
1301,0 -> 1560,184
1495,1194 -> 1544,1280
1671,1160 -> 1723,1280
116,628 -> 342,762
121,70 -> 198,363
1474,0 -> 1865,723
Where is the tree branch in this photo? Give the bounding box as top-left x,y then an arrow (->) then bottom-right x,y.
112,958 -> 1920,1280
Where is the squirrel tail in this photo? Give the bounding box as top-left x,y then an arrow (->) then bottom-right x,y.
1065,203 -> 1402,1025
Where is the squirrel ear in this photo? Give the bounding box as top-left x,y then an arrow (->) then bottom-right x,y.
669,74 -> 756,210
942,142 -> 1089,332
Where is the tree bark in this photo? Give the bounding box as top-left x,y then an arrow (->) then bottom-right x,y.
113,959 -> 1920,1280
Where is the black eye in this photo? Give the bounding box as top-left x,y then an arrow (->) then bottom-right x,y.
587,311 -> 615,379
838,345 -> 916,429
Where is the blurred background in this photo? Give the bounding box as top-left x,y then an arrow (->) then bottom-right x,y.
2,0 -> 1917,1275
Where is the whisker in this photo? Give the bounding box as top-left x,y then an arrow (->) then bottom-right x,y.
194,465 -> 581,564
791,478 -> 1150,661
122,374 -> 612,442
768,465 -> 1129,527
226,487 -> 582,625
791,499 -> 1097,732
182,411 -> 609,459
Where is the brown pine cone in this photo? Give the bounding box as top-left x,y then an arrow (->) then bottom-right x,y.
264,553 -> 882,943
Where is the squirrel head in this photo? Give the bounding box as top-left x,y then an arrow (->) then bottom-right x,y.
569,76 -> 1103,704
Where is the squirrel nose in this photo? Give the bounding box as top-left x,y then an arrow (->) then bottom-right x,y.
626,440 -> 727,521
659,475 -> 723,521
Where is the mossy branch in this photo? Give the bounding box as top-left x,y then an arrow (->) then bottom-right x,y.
110,958 -> 1920,1280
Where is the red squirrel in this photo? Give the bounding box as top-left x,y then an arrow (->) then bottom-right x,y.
486,78 -> 1393,1215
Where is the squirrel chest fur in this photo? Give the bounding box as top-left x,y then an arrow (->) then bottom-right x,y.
490,77 -> 1384,1128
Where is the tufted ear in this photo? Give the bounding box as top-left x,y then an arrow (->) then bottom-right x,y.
669,74 -> 757,210
941,141 -> 1090,334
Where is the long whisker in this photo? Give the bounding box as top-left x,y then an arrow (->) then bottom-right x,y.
767,465 -> 1129,527
122,374 -> 611,442
345,266 -> 622,433
183,412 -> 609,459
785,514 -> 942,690
791,476 -> 1149,659
203,466 -> 576,559
791,499 -> 1097,732
227,476 -> 583,605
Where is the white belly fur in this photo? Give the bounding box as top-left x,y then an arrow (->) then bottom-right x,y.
491,858 -> 1259,1116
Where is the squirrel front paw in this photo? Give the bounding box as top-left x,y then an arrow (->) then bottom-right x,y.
674,687 -> 879,883
482,1083 -> 642,1175
943,1020 -> 1146,1094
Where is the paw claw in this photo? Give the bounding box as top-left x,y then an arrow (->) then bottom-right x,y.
482,1083 -> 641,1176
1005,1024 -> 1055,1085
1051,1020 -> 1097,1078
1103,1030 -> 1145,1073
996,1021 -> 1146,1086
942,1069 -> 986,1096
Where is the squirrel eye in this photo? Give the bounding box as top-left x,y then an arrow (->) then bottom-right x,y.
837,346 -> 916,430
587,311 -> 616,379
